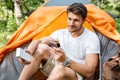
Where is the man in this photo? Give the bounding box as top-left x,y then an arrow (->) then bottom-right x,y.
18,3 -> 100,80
103,52 -> 120,80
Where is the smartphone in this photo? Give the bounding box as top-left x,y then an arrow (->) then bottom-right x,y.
16,48 -> 31,61
48,42 -> 60,48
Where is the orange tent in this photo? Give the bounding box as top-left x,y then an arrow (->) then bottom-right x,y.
0,4 -> 119,62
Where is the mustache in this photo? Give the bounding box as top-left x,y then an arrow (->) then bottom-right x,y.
69,25 -> 75,27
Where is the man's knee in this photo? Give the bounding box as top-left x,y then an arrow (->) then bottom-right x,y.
36,43 -> 50,59
48,64 -> 76,80
54,64 -> 65,71
37,43 -> 49,53
52,65 -> 66,78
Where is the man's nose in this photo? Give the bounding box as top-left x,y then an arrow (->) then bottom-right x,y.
69,20 -> 74,25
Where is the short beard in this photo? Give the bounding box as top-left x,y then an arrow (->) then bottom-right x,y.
69,25 -> 83,33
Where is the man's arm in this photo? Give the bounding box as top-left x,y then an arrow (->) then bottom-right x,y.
69,54 -> 99,78
52,47 -> 99,78
26,37 -> 57,55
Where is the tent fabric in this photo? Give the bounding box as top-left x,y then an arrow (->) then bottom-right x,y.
0,4 -> 119,62
86,5 -> 120,42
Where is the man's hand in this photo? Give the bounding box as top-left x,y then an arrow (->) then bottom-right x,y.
26,37 -> 58,55
51,47 -> 67,63
18,58 -> 31,64
26,40 -> 40,55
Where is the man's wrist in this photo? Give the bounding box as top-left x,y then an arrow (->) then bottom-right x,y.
63,57 -> 71,67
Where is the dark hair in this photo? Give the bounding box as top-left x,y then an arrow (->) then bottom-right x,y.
67,3 -> 87,20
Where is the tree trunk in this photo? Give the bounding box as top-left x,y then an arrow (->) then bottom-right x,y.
14,0 -> 23,26
98,0 -> 102,8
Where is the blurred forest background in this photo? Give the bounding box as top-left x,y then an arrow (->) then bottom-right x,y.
0,0 -> 120,48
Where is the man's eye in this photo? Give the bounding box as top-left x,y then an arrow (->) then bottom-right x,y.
74,19 -> 79,22
68,18 -> 71,20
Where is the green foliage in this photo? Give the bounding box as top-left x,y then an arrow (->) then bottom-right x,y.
0,20 -> 7,32
0,31 -> 13,48
25,0 -> 44,10
101,0 -> 120,16
0,15 -> 18,48
89,0 -> 120,16
6,17 -> 18,32
0,0 -> 44,48
115,18 -> 120,33
4,0 -> 14,12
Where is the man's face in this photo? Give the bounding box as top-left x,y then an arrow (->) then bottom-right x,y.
67,12 -> 84,33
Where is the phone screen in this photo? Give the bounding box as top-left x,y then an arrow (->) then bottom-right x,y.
48,42 -> 60,48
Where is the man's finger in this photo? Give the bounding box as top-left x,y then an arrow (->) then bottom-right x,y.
53,47 -> 62,52
26,40 -> 40,55
18,58 -> 31,64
